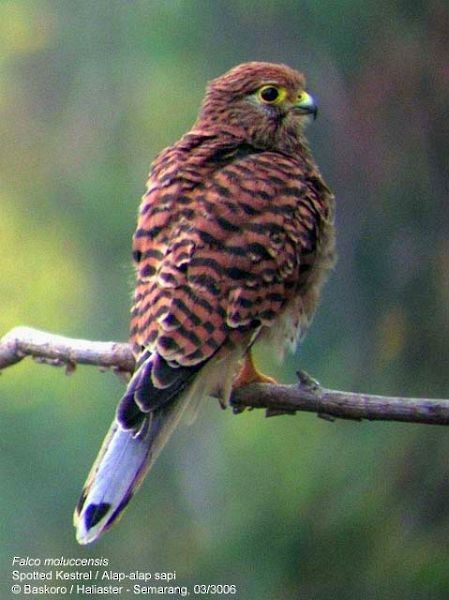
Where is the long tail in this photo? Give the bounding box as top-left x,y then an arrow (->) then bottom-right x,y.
74,395 -> 188,545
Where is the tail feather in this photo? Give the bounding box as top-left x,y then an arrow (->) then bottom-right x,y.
74,396 -> 188,545
74,347 -> 242,544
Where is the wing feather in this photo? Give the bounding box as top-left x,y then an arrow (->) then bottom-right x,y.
131,140 -> 325,373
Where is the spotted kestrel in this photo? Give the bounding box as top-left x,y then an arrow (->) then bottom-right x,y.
74,61 -> 335,544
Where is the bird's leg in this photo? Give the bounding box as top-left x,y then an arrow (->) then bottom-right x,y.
232,349 -> 277,389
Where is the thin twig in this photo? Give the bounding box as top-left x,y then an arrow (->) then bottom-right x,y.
1,326 -> 448,426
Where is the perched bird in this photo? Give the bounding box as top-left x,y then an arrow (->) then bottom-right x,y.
74,61 -> 335,544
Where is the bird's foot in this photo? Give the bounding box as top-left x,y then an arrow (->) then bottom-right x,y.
232,351 -> 277,415
232,351 -> 277,389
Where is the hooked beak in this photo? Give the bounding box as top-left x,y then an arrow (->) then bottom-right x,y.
293,91 -> 318,120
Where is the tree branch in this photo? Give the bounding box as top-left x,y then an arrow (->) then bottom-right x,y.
1,326 -> 448,426
0,327 -> 134,375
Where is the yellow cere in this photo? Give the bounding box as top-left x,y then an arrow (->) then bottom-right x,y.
296,91 -> 314,108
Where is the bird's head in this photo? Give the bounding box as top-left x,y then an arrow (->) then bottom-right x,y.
197,62 -> 318,151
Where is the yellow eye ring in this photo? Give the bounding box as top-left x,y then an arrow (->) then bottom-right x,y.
256,84 -> 287,105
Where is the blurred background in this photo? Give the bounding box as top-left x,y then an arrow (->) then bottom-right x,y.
1,1 -> 448,598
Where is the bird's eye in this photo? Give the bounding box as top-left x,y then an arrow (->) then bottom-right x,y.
256,84 -> 286,105
259,86 -> 279,102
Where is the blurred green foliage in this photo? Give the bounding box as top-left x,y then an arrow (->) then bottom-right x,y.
1,1 -> 448,598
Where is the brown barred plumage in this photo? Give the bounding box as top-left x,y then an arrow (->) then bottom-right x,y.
74,62 -> 335,544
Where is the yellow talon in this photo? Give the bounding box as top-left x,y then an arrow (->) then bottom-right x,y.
233,350 -> 277,389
